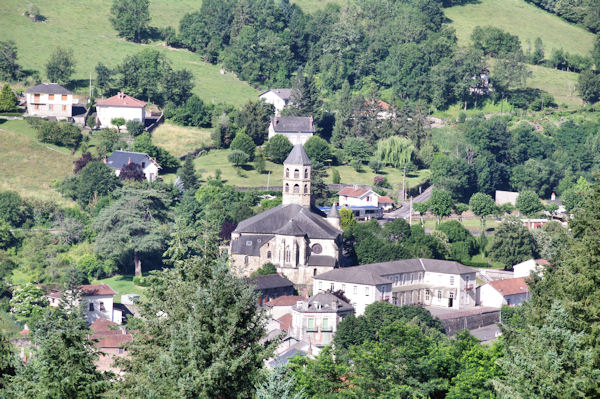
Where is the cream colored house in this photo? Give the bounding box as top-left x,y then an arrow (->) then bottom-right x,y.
268,117 -> 315,145
26,83 -> 73,119
314,259 -> 477,315
96,92 -> 146,129
259,89 -> 292,113
230,145 -> 343,286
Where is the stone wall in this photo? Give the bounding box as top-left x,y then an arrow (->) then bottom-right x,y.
440,309 -> 500,336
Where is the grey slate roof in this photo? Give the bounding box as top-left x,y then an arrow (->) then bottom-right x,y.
231,235 -> 274,256
293,292 -> 354,313
284,144 -> 312,166
260,88 -> 292,100
26,83 -> 72,95
233,204 -> 341,240
307,255 -> 337,266
271,116 -> 316,134
106,150 -> 157,170
315,258 -> 477,285
246,274 -> 294,290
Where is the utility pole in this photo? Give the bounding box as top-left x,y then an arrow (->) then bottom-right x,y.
409,197 -> 413,225
267,171 -> 271,190
402,165 -> 406,202
88,71 -> 92,102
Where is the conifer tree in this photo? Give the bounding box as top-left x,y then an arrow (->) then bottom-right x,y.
179,157 -> 198,191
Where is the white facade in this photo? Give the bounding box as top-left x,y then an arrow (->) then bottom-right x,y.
314,279 -> 391,316
479,284 -> 530,308
84,294 -> 118,324
259,90 -> 290,113
338,190 -> 380,207
26,92 -> 73,119
268,127 -> 313,145
113,161 -> 159,182
513,259 -> 545,278
97,105 -> 145,129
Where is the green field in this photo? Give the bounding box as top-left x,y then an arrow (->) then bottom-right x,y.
152,123 -> 212,158
526,64 -> 582,107
445,0 -> 596,57
0,119 -> 75,203
92,275 -> 146,303
0,0 -> 259,106
184,148 -> 430,189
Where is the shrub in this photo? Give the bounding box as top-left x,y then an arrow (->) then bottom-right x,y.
133,275 -> 149,287
36,121 -> 82,148
228,150 -> 249,166
351,160 -> 362,172
230,132 -> 256,161
125,119 -> 145,136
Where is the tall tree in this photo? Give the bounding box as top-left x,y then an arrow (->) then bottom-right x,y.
469,192 -> 497,237
5,289 -> 110,398
116,231 -> 274,398
488,216 -> 536,269
233,101 -> 274,145
92,188 -> 171,276
0,41 -> 20,81
45,47 -> 76,85
110,0 -> 151,43
428,189 -> 455,224
179,157 -> 198,191
0,84 -> 18,112
515,190 -> 543,216
287,68 -> 321,116
255,367 -> 306,399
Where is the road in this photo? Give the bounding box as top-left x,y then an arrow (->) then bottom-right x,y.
383,185 -> 434,220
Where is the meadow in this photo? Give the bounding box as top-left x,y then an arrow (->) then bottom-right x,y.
0,119 -> 75,204
445,0 -> 596,57
0,0 -> 259,106
151,123 -> 212,158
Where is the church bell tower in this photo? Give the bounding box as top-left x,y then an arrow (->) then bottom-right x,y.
282,144 -> 312,207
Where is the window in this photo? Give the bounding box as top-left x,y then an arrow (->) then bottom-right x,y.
304,168 -> 308,178
285,249 -> 290,262
34,94 -> 40,101
437,290 -> 442,300
294,169 -> 299,178
244,256 -> 249,265
319,281 -> 322,290
61,94 -> 67,100
293,184 -> 299,193
313,268 -> 317,276
322,318 -> 331,331
450,276 -> 454,285
118,348 -> 124,354
246,241 -> 252,246
311,243 -> 322,254
307,318 -> 316,331
330,283 -> 334,291
48,104 -> 53,111
141,162 -> 145,168
89,303 -> 94,311
34,104 -> 39,110
341,284 -> 346,292
267,251 -> 271,259
365,287 -> 369,296
48,94 -> 54,100
353,285 -> 358,294
425,290 -> 430,301
285,183 -> 289,193
285,168 -> 289,178
304,184 -> 308,194
99,302 -> 106,311
62,105 -> 66,111
366,196 -> 370,202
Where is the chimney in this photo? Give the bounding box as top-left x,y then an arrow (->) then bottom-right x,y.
128,157 -> 131,165
309,116 -> 313,127
103,157 -> 107,164
551,192 -> 556,200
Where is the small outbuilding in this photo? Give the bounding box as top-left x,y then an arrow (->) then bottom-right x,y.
478,277 -> 530,308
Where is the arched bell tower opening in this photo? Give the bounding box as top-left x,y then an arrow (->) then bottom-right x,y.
282,144 -> 312,207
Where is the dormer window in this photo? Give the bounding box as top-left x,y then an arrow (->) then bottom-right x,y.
246,241 -> 252,246
142,162 -> 145,168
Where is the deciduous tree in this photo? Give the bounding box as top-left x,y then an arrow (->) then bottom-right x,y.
45,47 -> 75,85
488,216 -> 536,269
265,134 -> 293,163
0,41 -> 21,81
0,84 -> 18,112
110,0 -> 151,43
428,189 -> 455,224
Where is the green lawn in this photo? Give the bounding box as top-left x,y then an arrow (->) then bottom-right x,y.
0,0 -> 259,106
187,148 -> 430,189
445,0 -> 596,57
0,119 -> 75,203
152,123 -> 212,158
92,275 -> 145,304
526,64 -> 582,108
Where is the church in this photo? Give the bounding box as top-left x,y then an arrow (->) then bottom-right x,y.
230,145 -> 343,286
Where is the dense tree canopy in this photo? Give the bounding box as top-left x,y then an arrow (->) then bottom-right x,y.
110,0 -> 151,43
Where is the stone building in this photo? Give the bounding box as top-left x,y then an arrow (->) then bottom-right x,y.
230,145 -> 343,286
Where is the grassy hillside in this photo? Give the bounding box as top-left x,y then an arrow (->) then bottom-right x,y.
0,0 -> 258,106
152,123 -> 212,158
526,64 -> 582,107
446,0 -> 595,57
0,119 -> 75,203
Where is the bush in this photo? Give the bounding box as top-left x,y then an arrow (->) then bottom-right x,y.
36,121 -> 83,148
86,115 -> 96,128
230,132 -> 256,161
374,176 -> 391,188
457,112 -> 466,123
125,119 -> 145,136
368,159 -> 383,173
265,134 -> 293,164
133,275 -> 149,287
351,160 -> 362,172
164,95 -> 213,128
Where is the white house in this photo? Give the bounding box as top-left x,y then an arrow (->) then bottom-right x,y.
105,150 -> 160,182
478,277 -> 530,308
495,190 -> 519,206
268,116 -> 315,145
290,292 -> 354,347
96,92 -> 146,129
338,186 -> 380,208
46,284 -> 121,324
25,83 -> 74,120
513,258 -> 547,278
259,89 -> 292,113
314,258 -> 477,315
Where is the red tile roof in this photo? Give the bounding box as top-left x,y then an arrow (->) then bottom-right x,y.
489,277 -> 529,296
277,313 -> 293,331
379,195 -> 394,204
266,295 -> 307,307
79,284 -> 116,296
535,259 -> 550,266
337,187 -> 372,198
90,318 -> 117,333
93,332 -> 132,348
96,92 -> 146,108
